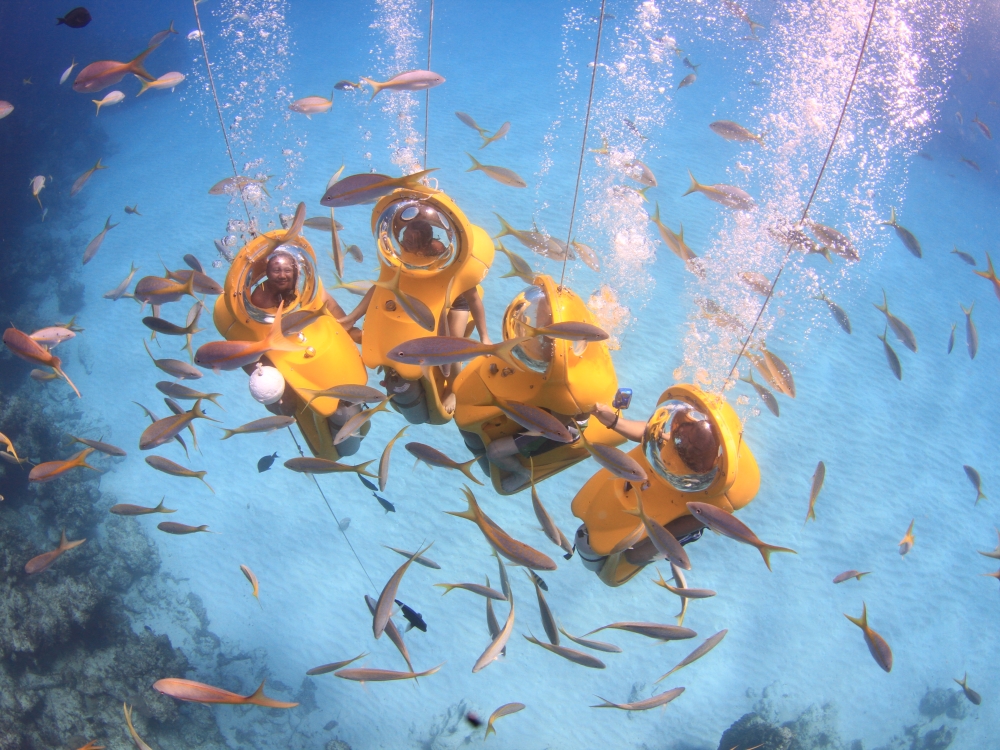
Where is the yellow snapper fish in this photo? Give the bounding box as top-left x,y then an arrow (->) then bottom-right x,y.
650,202 -> 696,261
844,603 -> 893,672
92,90 -> 125,114
709,120 -> 763,144
493,213 -> 572,261
592,687 -> 685,712
466,152 -> 526,188
288,93 -> 333,117
480,121 -> 511,149
362,69 -> 445,99
30,175 -> 46,207
137,72 -> 186,96
448,486 -> 557,571
195,301 -> 303,372
686,501 -> 795,570
485,703 -> 525,737
683,170 -> 756,210
71,158 -> 108,197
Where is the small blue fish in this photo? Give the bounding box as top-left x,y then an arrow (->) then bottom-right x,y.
359,474 -> 379,492
257,452 -> 277,473
374,493 -> 395,513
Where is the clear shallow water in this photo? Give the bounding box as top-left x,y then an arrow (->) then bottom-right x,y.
1,1 -> 998,749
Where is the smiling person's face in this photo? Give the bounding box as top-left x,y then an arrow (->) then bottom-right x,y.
267,255 -> 296,293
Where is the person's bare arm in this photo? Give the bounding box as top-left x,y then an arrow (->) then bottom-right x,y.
338,286 -> 375,328
323,291 -> 348,319
464,288 -> 491,344
591,402 -> 645,442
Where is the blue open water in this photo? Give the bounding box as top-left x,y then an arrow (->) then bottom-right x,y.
1,1 -> 998,749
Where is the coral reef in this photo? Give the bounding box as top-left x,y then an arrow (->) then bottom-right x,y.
0,392 -> 226,749
714,684 -> 969,750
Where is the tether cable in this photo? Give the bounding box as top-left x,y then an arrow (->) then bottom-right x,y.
724,0 -> 879,386
192,0 -> 256,236
423,0 -> 435,169
558,0 -> 608,287
286,427 -> 376,591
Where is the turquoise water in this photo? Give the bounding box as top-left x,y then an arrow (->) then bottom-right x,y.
1,1 -> 998,749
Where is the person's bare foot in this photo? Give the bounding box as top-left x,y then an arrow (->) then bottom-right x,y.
443,392 -> 457,414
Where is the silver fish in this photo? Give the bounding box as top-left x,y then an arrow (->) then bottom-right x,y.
709,120 -> 763,144
879,208 -> 921,258
82,216 -> 118,265
523,633 -> 606,668
962,303 -> 977,359
874,291 -> 917,352
362,69 -> 445,99
104,261 -> 139,300
466,152 -> 525,188
683,171 -> 755,210
592,687 -> 685,711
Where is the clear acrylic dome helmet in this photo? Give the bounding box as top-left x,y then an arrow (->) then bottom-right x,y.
501,282 -> 589,373
642,399 -> 722,492
374,196 -> 460,272
239,241 -> 317,324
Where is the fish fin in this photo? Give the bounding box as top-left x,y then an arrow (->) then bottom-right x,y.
492,213 -> 514,239
219,428 -> 237,440
961,302 -> 973,316
154,497 -> 176,513
465,152 -> 481,172
361,76 -> 383,99
682,170 -> 700,196
127,47 -> 157,82
51,358 -> 81,398
844,602 -> 868,630
282,202 -> 306,243
105,215 -> 119,231
356,459 -> 378,478
459,456 -> 484,485
93,99 -> 102,115
758,542 -> 796,571
434,584 -> 456,595
136,77 -> 154,96
445,485 -> 480,522
198,473 -> 215,494
263,302 -> 302,353
207,394 -> 225,411
489,336 -> 530,371
189,399 -> 219,423
402,168 -> 438,187
879,207 -> 897,227
246,680 -> 299,709
974,252 -> 996,281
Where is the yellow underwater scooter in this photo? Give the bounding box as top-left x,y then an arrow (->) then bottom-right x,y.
572,383 -> 761,586
360,185 -> 495,425
212,214 -> 369,462
451,273 -> 625,495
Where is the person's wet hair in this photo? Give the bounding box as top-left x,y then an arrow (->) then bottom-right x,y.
673,418 -> 719,473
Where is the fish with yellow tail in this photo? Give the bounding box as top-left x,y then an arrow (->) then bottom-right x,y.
70,158 -> 107,196
378,425 -> 409,491
523,633 -> 607,668
448,486 -> 558,571
373,543 -> 434,640
364,594 -> 414,672
833,570 -> 871,584
579,428 -> 647,482
650,202 -> 697,263
75,740 -> 104,750
954,673 -> 981,705
624,490 -> 690,568
320,169 -> 438,207
25,530 -> 86,574
592,687 -> 685,711
29,448 -> 99,483
333,396 -> 393,446
683,171 -> 756,210
4,326 -> 81,397
493,213 -> 572,260
388,335 -> 529,371
0,432 -> 22,463
558,627 -> 621,653
153,678 -> 298,708
898,519 -> 915,556
361,69 -> 445,99
480,121 -> 511,149
145,456 -> 214,493
844,603 -> 893,672
334,664 -> 444,683
435,581 -> 507,600
123,704 -> 153,750
405,442 -> 483,485
73,48 -> 156,93
306,652 -> 368,676
739,370 -> 779,417
879,207 -> 922,258
240,564 -> 261,606
474,585 -> 515,672
975,252 -> 1000,304
370,264 -> 437,331
686,501 -> 796,570
218,415 -> 296,439
466,152 -> 526,188
652,567 -> 715,599
485,703 -> 525,737
964,465 -> 986,504
284,457 -> 377,477
92,90 -> 124,114
110,498 -> 175,516
874,291 -> 918,352
804,460 -> 825,524
528,464 -> 574,558
140,399 -> 218,450
496,241 -> 536,284
584,621 -> 696,642
195,301 -> 303,372
496,399 -> 574,443
656,630 -> 727,681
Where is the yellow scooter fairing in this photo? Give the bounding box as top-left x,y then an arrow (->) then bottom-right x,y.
452,274 -> 624,495
361,186 -> 495,425
213,229 -> 368,461
572,383 -> 760,586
